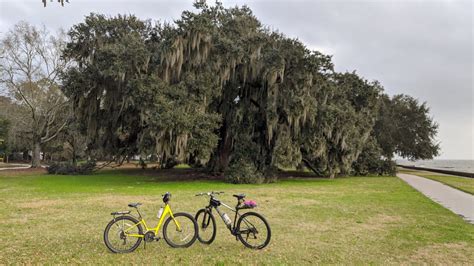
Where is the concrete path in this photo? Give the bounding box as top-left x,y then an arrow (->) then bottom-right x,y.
398,173 -> 474,224
0,164 -> 31,171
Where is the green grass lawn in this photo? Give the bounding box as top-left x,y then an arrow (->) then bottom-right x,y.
399,169 -> 474,195
0,168 -> 473,264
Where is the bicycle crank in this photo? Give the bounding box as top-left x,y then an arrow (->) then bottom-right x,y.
144,231 -> 156,242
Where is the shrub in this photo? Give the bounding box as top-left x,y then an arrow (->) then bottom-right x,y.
380,160 -> 396,176
161,158 -> 178,169
352,138 -> 396,176
262,167 -> 278,183
77,160 -> 97,174
46,162 -> 64,174
224,161 -> 264,184
47,160 -> 96,175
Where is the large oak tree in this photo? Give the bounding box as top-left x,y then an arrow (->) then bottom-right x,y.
62,3 -> 439,180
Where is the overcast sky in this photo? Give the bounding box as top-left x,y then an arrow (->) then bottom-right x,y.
0,0 -> 472,159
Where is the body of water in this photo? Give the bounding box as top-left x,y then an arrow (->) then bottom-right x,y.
396,159 -> 474,174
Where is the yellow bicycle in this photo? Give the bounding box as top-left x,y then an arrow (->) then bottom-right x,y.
103,192 -> 197,253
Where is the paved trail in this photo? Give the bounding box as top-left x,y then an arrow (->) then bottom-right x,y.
0,167 -> 30,171
397,173 -> 474,224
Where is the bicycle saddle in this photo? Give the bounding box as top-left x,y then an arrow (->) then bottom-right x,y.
128,202 -> 142,208
233,194 -> 246,200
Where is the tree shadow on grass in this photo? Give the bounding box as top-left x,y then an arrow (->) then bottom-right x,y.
114,167 -> 326,183
116,168 -> 222,182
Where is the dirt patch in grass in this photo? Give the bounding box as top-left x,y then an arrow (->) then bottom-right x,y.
0,163 -> 28,169
0,167 -> 46,177
326,214 -> 404,237
17,199 -> 63,209
82,195 -> 160,209
410,242 -> 474,264
368,214 -> 402,225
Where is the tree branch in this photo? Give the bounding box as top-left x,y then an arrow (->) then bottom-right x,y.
41,119 -> 68,144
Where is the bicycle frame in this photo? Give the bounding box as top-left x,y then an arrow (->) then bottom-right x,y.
205,199 -> 243,235
123,204 -> 181,238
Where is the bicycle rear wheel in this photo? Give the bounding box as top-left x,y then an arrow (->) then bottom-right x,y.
236,212 -> 271,249
103,215 -> 143,253
195,208 -> 216,244
163,212 -> 198,248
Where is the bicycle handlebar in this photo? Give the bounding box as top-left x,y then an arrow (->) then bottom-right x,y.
195,191 -> 225,196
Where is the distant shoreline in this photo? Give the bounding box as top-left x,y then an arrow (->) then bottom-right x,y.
397,165 -> 474,178
396,159 -> 473,174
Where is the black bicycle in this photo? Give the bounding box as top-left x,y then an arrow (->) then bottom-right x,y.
194,191 -> 271,249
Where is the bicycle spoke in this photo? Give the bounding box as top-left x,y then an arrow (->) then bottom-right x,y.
164,214 -> 196,247
168,219 -> 193,243
105,217 -> 142,253
181,233 -> 192,242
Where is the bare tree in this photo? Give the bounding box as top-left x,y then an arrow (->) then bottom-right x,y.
42,0 -> 69,7
0,22 -> 70,168
0,96 -> 31,162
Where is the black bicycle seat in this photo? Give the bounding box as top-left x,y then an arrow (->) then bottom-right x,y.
128,202 -> 142,208
233,194 -> 246,200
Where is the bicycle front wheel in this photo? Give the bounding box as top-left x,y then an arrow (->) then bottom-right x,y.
236,212 -> 271,249
195,208 -> 216,244
163,212 -> 198,248
103,215 -> 143,253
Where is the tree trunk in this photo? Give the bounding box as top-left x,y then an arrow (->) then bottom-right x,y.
302,158 -> 322,176
72,153 -> 77,167
71,140 -> 77,167
208,122 -> 232,173
216,137 -> 232,171
31,142 -> 41,168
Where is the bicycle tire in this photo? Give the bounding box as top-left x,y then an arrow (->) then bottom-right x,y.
162,212 -> 198,248
236,212 -> 271,249
103,215 -> 143,253
195,208 -> 217,244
